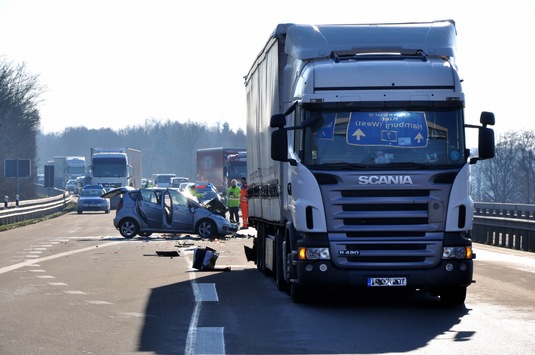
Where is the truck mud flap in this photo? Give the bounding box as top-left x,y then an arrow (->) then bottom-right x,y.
265,234 -> 275,271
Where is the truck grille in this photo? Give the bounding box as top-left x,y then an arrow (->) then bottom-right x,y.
314,171 -> 453,268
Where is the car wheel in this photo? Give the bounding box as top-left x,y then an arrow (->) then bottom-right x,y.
105,209 -> 110,214
197,219 -> 217,239
118,218 -> 139,239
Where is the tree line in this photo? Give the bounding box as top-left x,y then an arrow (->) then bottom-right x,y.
36,121 -> 246,184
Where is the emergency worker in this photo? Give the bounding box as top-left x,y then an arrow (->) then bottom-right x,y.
240,176 -> 248,229
226,179 -> 241,224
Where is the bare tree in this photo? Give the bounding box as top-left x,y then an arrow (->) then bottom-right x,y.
477,132 -> 520,202
514,130 -> 535,203
0,59 -> 43,199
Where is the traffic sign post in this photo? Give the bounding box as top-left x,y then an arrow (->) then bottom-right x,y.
4,159 -> 31,201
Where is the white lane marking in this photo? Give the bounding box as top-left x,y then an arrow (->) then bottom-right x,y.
193,328 -> 225,354
85,300 -> 113,305
184,253 -> 225,355
64,291 -> 86,295
193,283 -> 219,302
0,241 -> 122,275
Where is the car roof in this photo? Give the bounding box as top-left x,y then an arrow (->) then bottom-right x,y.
83,184 -> 105,189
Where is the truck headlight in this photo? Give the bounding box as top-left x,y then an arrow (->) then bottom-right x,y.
299,247 -> 330,260
442,246 -> 473,260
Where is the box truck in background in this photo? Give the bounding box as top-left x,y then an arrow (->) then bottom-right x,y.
196,147 -> 247,194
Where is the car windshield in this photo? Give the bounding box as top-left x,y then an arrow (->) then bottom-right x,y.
300,109 -> 466,168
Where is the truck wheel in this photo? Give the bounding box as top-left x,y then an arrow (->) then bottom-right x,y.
197,219 -> 216,239
118,218 -> 138,239
275,242 -> 286,292
290,279 -> 308,303
440,286 -> 467,305
285,252 -> 293,296
287,252 -> 308,303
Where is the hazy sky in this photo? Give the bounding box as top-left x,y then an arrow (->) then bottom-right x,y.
1,0 -> 533,146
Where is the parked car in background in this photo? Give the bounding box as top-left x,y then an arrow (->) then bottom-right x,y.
102,187 -> 237,239
170,176 -> 189,188
65,179 -> 77,193
77,185 -> 110,214
179,182 -> 194,192
151,173 -> 176,187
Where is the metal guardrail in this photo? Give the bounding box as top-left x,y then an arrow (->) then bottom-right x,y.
473,202 -> 535,253
0,190 -> 72,226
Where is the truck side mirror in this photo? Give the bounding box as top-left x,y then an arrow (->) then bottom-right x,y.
270,114 -> 286,128
467,111 -> 496,164
271,128 -> 289,161
478,127 -> 495,160
480,111 -> 495,126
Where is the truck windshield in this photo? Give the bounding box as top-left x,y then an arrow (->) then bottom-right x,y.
302,109 -> 466,168
92,157 -> 127,177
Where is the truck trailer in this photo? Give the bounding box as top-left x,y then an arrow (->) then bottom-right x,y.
52,156 -> 86,189
196,147 -> 247,194
244,21 -> 495,304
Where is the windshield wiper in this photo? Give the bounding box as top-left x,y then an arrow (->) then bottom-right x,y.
308,162 -> 370,170
386,162 -> 434,169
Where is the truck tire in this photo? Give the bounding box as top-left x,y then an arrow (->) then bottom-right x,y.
256,224 -> 268,275
440,286 -> 467,305
275,237 -> 286,292
287,251 -> 308,303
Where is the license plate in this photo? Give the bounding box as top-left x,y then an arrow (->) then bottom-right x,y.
367,277 -> 407,287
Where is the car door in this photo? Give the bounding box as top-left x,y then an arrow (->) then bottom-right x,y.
168,189 -> 194,231
138,189 -> 163,229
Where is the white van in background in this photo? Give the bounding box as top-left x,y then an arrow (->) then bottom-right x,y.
151,173 -> 176,187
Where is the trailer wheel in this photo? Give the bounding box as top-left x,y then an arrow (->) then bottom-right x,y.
440,286 -> 467,305
256,224 -> 268,275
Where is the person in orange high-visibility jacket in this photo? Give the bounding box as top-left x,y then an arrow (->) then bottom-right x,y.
240,176 -> 248,229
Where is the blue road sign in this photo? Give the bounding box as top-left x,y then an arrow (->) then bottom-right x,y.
346,112 -> 428,147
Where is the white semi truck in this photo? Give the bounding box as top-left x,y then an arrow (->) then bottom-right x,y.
89,148 -> 142,190
244,21 -> 495,304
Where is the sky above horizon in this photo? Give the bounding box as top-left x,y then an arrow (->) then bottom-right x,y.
1,0 -> 533,147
